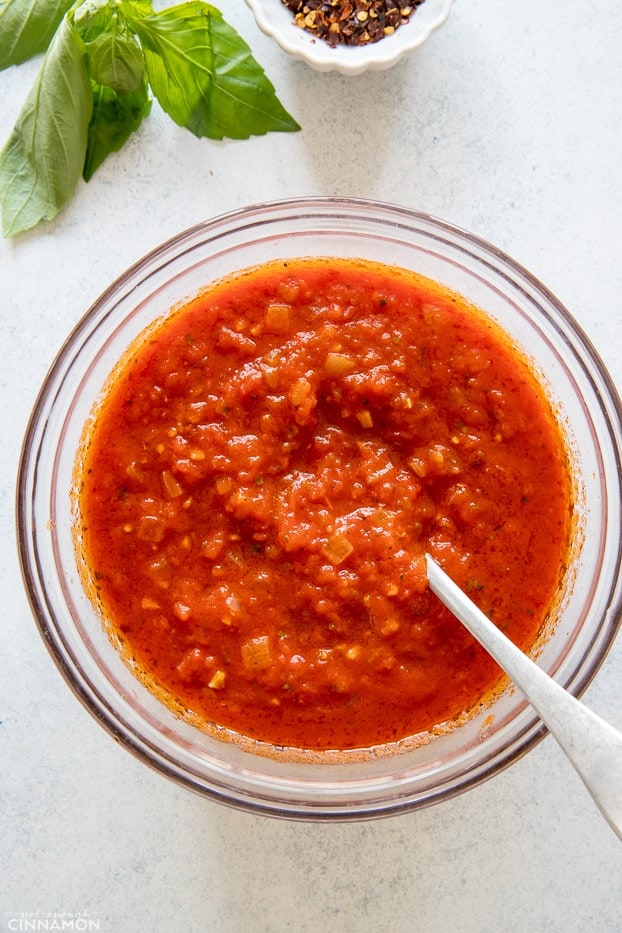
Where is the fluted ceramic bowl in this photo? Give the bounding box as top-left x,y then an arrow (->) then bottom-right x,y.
244,0 -> 454,74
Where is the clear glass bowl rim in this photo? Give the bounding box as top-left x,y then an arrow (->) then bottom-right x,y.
16,196 -> 622,820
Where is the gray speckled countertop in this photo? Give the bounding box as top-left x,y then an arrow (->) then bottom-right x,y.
2,1 -> 622,930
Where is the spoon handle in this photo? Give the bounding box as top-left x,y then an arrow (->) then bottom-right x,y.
425,554 -> 622,841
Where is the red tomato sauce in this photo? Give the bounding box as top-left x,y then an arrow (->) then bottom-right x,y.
77,258 -> 572,750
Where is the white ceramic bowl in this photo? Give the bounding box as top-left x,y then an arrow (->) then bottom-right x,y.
244,0 -> 454,74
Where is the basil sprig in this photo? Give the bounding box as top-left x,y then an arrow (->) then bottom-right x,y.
0,0 -> 300,236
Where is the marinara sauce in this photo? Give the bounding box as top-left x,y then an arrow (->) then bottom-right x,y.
77,258 -> 572,750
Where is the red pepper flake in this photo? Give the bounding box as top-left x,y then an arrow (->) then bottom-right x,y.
281,0 -> 425,46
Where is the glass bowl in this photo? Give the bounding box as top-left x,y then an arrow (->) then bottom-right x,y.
243,0 -> 454,75
18,198 -> 622,820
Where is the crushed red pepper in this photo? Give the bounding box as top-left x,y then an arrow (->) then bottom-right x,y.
77,258 -> 572,751
281,0 -> 425,46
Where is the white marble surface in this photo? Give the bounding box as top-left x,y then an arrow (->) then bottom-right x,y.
2,1 -> 622,930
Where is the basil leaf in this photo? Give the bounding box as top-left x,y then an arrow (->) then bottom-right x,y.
0,17 -> 92,236
0,0 -> 74,69
71,0 -> 115,43
120,0 -> 300,140
83,77 -> 151,181
87,23 -> 144,93
205,11 -> 300,138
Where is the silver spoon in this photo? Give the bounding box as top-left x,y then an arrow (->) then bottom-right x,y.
425,553 -> 622,841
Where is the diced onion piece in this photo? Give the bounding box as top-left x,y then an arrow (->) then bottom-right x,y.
290,377 -> 312,407
324,352 -> 356,377
200,531 -> 225,560
225,594 -> 241,615
137,514 -> 166,543
322,534 -> 354,565
262,366 -> 279,389
215,476 -> 233,495
408,443 -> 461,478
264,303 -> 291,333
173,601 -> 192,621
141,597 -> 160,610
241,635 -> 273,670
356,410 -> 373,428
208,670 -> 226,690
161,470 -> 183,498
407,456 -> 426,478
